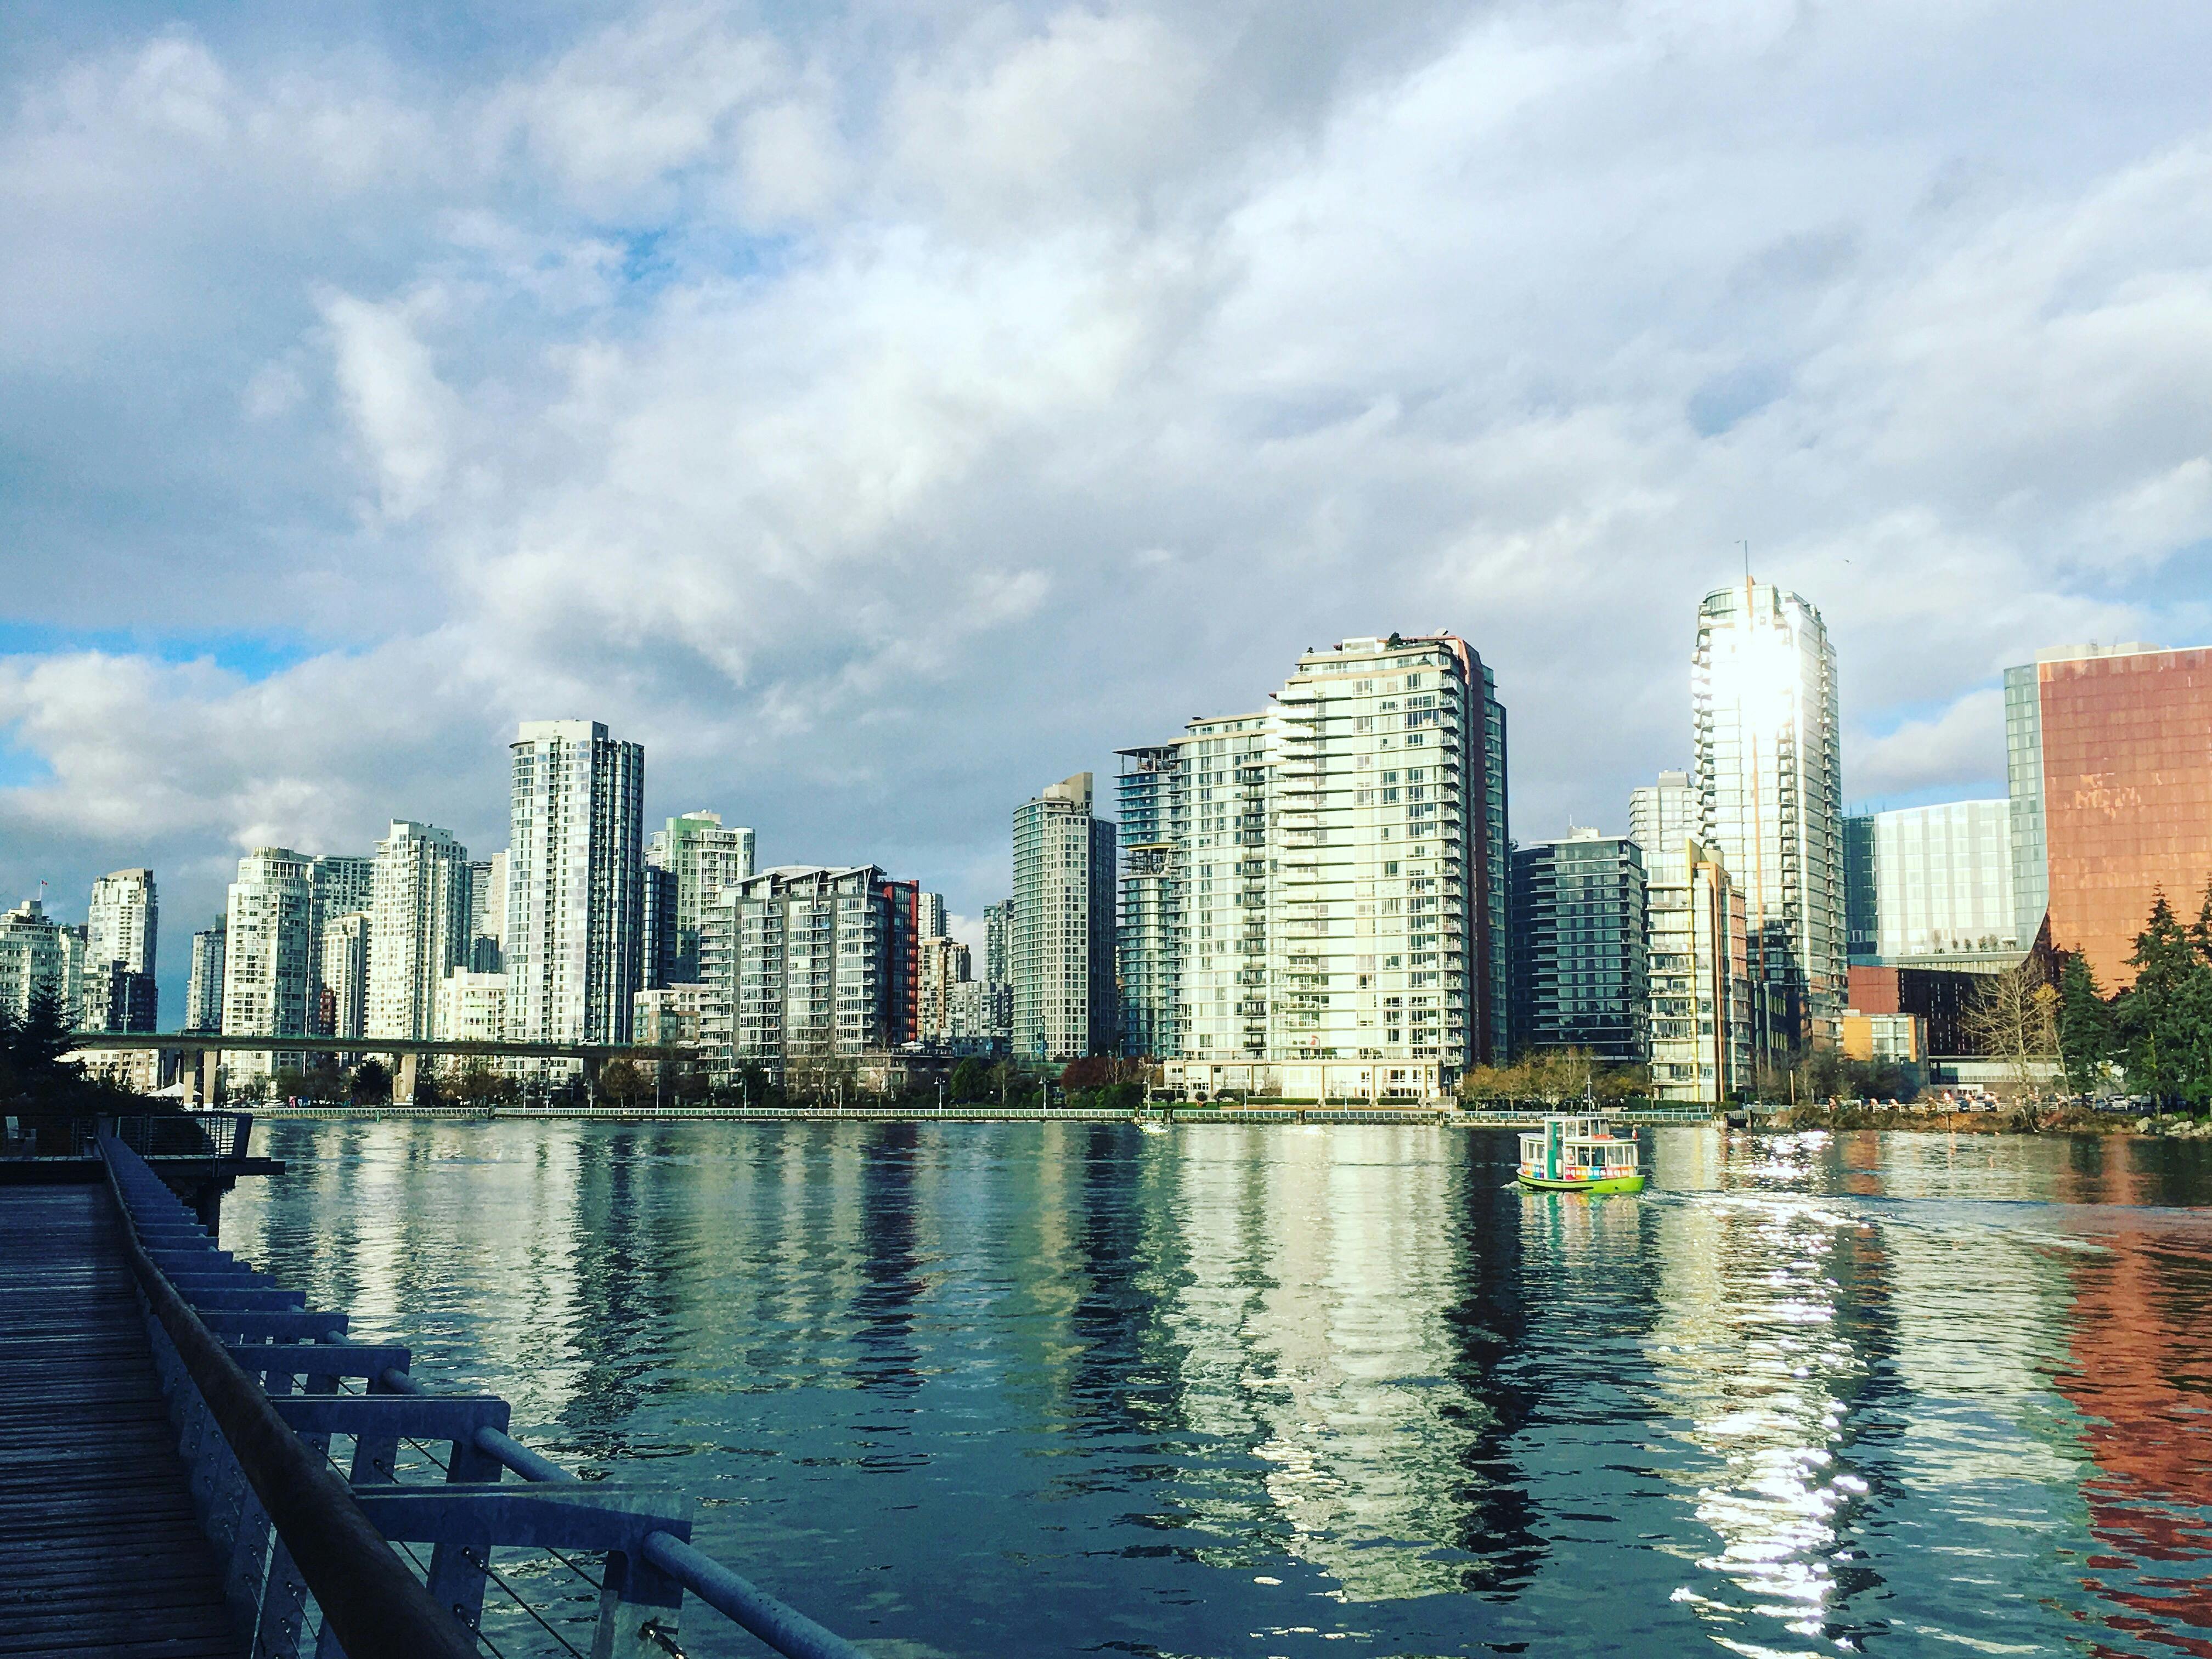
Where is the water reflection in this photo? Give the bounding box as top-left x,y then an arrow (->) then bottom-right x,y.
221,1121 -> 2212,1659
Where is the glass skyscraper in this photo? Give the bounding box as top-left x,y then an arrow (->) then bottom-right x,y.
1692,582 -> 1843,1056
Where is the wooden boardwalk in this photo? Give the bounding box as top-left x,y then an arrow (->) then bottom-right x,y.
0,1184 -> 243,1658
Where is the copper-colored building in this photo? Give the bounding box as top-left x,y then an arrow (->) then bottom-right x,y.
2010,644 -> 2212,988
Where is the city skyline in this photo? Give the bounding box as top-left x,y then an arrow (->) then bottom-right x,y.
6,4 -> 2210,1032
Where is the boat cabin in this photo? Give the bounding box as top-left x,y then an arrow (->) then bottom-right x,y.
1517,1115 -> 1641,1183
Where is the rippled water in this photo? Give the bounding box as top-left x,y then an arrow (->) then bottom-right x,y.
221,1122 -> 2212,1658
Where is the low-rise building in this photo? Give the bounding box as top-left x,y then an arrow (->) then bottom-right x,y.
1839,1011 -> 1925,1064
433,969 -> 509,1047
634,983 -> 707,1049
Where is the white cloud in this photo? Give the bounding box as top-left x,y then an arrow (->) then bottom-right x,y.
6,0 -> 2212,1003
319,290 -> 461,520
1849,689 -> 2007,802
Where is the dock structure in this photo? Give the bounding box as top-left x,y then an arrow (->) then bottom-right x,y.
0,1184 -> 242,1658
0,1115 -> 870,1659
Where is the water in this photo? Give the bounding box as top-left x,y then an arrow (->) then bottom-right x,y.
221,1121 -> 2212,1658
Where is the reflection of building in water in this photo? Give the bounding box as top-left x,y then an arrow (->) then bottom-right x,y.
1160,1127 -> 1522,1598
2053,1168 -> 2212,1638
1641,1145 -> 1882,1647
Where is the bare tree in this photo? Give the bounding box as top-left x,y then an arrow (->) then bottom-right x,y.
1962,962 -> 2060,1127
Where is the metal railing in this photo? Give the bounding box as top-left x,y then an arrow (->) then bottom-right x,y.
100,1131 -> 871,1659
105,1110 -> 256,1158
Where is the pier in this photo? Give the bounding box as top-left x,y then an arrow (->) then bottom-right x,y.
0,1116 -> 867,1658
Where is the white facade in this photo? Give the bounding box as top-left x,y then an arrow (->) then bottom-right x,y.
1866,800 -> 2016,962
86,868 -> 157,976
916,891 -> 949,940
83,867 -> 159,1033
222,849 -> 317,1086
433,968 -> 509,1046
1693,583 -> 1844,1053
0,899 -> 84,1026
1165,635 -> 1511,1102
1012,773 -> 1118,1060
507,720 -> 646,1045
646,811 -> 754,983
185,919 -> 226,1033
367,820 -> 471,1041
318,911 -> 371,1040
1628,771 -> 1699,858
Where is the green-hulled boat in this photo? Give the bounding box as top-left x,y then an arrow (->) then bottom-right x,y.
1516,1115 -> 1646,1194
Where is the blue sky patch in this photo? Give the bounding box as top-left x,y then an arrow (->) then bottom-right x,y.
0,621 -> 316,682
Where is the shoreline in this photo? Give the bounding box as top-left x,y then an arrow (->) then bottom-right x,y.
237,1102 -> 2204,1137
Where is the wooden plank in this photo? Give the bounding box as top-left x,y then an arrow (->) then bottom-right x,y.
0,1187 -> 245,1658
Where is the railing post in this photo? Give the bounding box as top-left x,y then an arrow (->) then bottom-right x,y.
424,1422 -> 501,1637
595,1548 -> 684,1659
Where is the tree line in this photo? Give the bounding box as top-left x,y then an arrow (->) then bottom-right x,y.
2055,884 -> 2212,1113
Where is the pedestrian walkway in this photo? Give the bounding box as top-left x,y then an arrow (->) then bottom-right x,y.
0,1184 -> 242,1658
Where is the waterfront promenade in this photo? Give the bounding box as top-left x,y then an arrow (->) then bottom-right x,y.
0,1184 -> 240,1657
0,1118 -> 869,1659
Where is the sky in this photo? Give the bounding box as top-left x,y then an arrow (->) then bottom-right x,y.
4,0 -> 2210,1027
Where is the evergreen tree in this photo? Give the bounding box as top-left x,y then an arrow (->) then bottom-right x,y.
2115,890 -> 2212,1113
2056,953 -> 2112,1094
15,984 -> 75,1075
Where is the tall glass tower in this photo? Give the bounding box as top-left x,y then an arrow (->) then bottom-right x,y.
1692,582 -> 1843,1057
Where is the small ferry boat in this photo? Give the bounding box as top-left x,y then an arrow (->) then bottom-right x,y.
1516,1115 -> 1645,1193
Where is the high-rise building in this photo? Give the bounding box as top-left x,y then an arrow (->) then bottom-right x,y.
1166,634 -> 1511,1101
221,849 -> 318,1087
1692,581 -> 1844,1054
310,855 -> 374,926
1843,814 -> 1878,963
1116,744 -> 1189,1060
699,865 -> 919,1080
984,901 -> 1012,983
0,899 -> 84,1026
1645,838 -> 1752,1104
944,978 -> 1009,1054
1509,830 -> 1647,1064
1012,773 -> 1119,1060
1628,770 -> 1699,857
83,868 -> 157,1033
467,853 -> 507,974
916,891 -> 949,940
185,919 -> 225,1034
918,934 -> 972,1042
640,864 -> 676,990
2006,642 -> 2212,987
507,720 -> 646,1045
646,811 -> 755,984
1851,801 -> 2016,966
367,821 -> 471,1041
317,911 -> 371,1040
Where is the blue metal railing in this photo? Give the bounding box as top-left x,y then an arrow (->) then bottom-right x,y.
100,1130 -> 870,1659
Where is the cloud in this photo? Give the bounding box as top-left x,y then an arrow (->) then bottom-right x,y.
5,0 -> 2212,1022
1848,689 -> 2007,802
